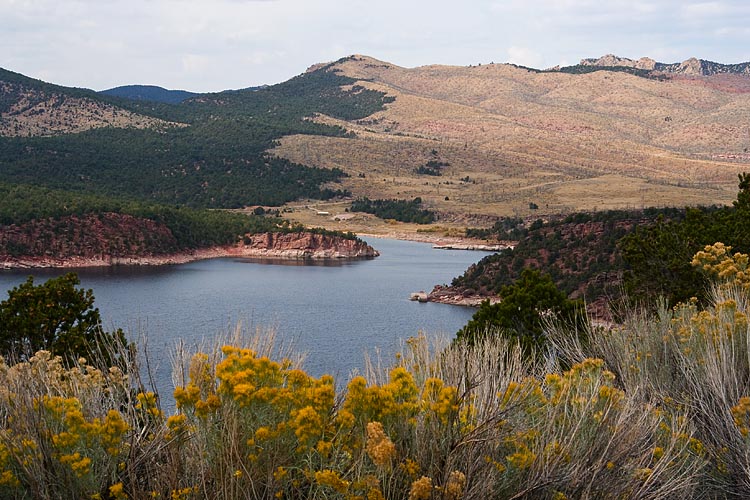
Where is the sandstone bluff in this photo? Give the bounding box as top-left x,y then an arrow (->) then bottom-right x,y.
0,220 -> 378,269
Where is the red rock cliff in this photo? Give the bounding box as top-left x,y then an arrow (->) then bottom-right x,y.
241,232 -> 378,259
0,214 -> 378,269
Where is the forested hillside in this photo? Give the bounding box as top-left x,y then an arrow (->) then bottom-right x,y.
0,58 -> 393,208
0,183 -> 360,263
449,174 -> 750,316
451,209 -> 681,310
99,85 -> 198,104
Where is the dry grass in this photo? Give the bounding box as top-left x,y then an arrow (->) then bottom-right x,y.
548,281 -> 750,496
272,56 -> 749,229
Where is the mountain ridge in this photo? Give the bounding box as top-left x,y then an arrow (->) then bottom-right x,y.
577,54 -> 750,76
271,53 -> 750,223
2,54 -> 750,220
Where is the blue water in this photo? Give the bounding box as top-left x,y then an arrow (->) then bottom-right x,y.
0,238 -> 491,401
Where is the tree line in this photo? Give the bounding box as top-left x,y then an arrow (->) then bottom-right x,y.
350,197 -> 436,224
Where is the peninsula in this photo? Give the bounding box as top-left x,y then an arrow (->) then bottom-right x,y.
0,212 -> 378,270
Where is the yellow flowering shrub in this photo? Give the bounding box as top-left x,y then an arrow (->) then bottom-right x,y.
408,476 -> 433,500
365,421 -> 396,468
421,378 -> 459,426
732,397 -> 750,438
443,470 -> 466,500
490,358 -> 652,495
314,469 -> 350,494
109,482 -> 127,499
343,367 -> 419,427
0,351 -> 134,499
692,243 -> 750,289
399,458 -> 420,478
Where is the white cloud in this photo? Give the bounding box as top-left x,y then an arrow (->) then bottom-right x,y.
506,46 -> 544,68
1,0 -> 750,91
682,1 -> 728,19
181,54 -> 209,73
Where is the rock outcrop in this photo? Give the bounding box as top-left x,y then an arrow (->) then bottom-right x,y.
0,213 -> 378,269
426,284 -> 501,307
578,54 -> 750,76
579,54 -> 657,70
239,232 -> 379,259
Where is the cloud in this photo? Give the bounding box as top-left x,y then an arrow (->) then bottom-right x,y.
506,46 -> 544,68
181,54 -> 209,73
2,0 -> 750,91
681,1 -> 728,19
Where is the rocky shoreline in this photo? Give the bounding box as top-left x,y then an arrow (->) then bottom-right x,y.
360,231 -> 513,250
0,232 -> 379,270
423,284 -> 501,307
432,242 -> 512,251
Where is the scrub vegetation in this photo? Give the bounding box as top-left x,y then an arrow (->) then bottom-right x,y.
0,244 -> 750,499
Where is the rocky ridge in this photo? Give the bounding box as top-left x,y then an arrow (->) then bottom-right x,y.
578,54 -> 750,76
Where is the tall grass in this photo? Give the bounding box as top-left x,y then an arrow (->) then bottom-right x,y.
1,243 -> 750,498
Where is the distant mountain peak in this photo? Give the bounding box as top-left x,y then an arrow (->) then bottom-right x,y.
100,85 -> 198,104
306,54 -> 394,74
579,55 -> 750,76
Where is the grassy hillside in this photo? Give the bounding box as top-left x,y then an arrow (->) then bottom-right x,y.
272,55 -> 750,221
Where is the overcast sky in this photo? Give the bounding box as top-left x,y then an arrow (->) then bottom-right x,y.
2,0 -> 750,93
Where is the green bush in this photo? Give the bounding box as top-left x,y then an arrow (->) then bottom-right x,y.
0,273 -> 127,365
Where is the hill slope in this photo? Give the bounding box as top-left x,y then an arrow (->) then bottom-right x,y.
3,55 -> 750,220
0,61 -> 393,208
272,55 -> 750,221
0,68 -> 181,136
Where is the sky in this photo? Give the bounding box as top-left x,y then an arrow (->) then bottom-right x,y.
2,0 -> 750,93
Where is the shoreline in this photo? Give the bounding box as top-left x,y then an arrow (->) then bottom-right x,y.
0,232 -> 379,270
358,231 -> 512,251
363,231 -> 506,307
423,284 -> 501,308
0,229 -> 508,271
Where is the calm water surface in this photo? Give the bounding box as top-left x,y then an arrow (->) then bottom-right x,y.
0,238 -> 491,401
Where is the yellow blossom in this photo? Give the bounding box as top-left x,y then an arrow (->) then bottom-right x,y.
315,469 -> 350,493
444,471 -> 466,500
400,458 -> 420,477
408,476 -> 433,500
109,482 -> 127,500
365,421 -> 396,468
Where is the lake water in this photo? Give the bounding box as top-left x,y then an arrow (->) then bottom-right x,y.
0,238 -> 491,403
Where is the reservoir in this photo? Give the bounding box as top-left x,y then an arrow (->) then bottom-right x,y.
0,238 -> 492,402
